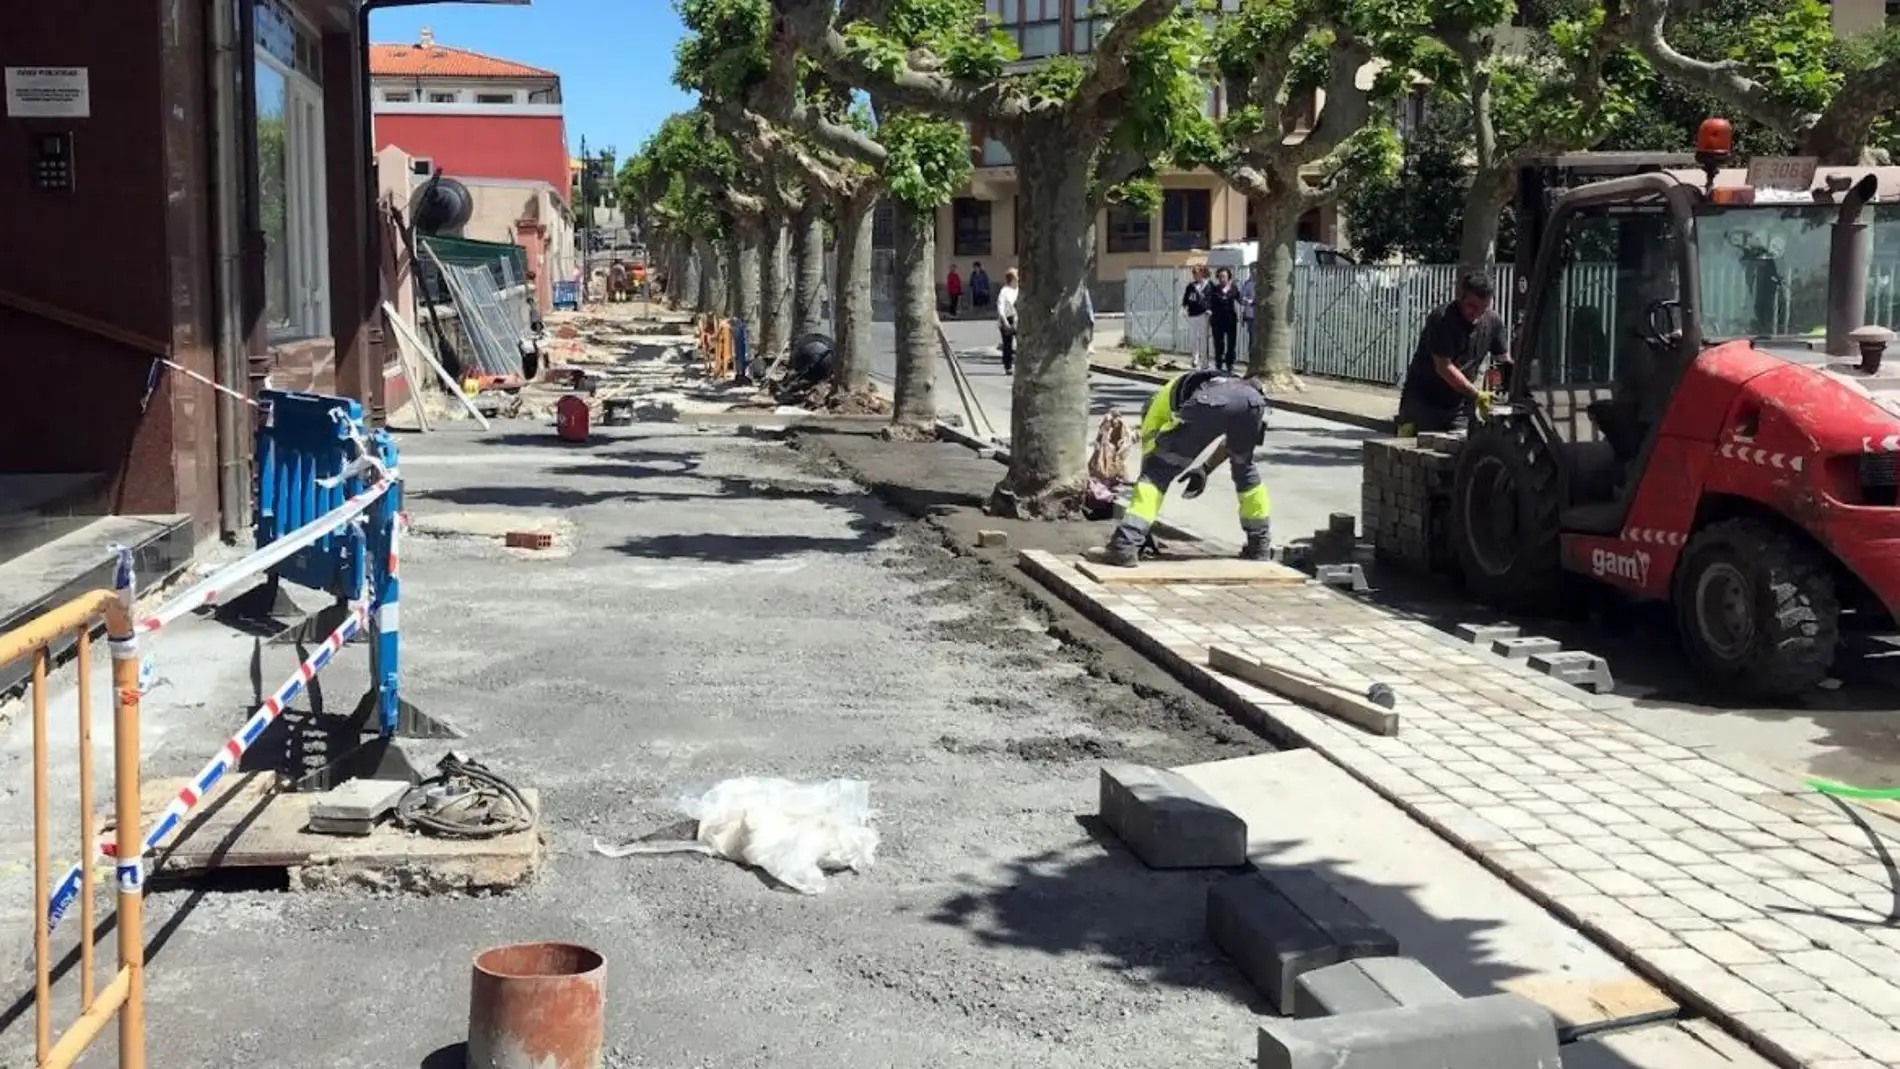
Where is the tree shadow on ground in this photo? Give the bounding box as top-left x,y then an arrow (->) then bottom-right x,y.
925,815 -> 1519,1006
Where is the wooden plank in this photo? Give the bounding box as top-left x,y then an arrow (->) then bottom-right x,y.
1208,645 -> 1400,736
1177,752 -> 1679,1030
1074,555 -> 1310,586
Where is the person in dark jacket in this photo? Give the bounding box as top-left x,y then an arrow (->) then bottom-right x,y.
1207,267 -> 1242,374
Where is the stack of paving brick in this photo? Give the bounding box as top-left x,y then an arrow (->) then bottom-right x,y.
1097,763 -> 1562,1068
1360,434 -> 1464,573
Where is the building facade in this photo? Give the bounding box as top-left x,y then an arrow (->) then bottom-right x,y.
0,0 -> 394,557
369,30 -> 570,197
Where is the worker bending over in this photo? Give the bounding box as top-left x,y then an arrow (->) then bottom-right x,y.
1103,369 -> 1272,566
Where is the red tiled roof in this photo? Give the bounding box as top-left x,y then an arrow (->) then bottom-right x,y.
369,42 -> 555,80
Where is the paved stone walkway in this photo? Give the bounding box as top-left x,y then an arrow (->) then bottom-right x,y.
1022,550 -> 1900,1069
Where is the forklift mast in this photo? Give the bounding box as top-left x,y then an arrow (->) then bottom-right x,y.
1512,153 -> 1699,287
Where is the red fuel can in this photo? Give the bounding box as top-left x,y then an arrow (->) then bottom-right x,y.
555,395 -> 590,442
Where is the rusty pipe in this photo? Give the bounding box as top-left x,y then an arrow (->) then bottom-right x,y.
468,942 -> 606,1069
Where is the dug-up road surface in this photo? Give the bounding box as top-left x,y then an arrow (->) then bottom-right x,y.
81,424 -> 1270,1068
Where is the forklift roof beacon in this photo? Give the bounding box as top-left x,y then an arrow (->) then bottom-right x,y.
1694,117 -> 1734,195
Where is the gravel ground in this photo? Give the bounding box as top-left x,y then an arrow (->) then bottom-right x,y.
9,423 -> 1275,1069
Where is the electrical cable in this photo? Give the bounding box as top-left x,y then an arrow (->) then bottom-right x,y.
395,753 -> 538,839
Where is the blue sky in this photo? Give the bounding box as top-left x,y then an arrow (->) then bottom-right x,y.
370,0 -> 695,162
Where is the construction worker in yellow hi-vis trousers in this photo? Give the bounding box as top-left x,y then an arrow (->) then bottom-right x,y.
1102,369 -> 1272,567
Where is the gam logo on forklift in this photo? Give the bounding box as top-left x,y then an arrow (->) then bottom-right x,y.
1590,547 -> 1652,586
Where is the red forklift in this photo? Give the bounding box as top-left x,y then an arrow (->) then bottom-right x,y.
1450,120 -> 1900,699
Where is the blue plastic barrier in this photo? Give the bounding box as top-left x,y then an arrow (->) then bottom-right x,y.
254,389 -> 405,738
732,318 -> 750,378
553,280 -> 580,311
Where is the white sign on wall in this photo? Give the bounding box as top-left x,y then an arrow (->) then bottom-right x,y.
5,67 -> 90,119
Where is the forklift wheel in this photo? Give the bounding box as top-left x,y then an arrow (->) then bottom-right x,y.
1674,517 -> 1840,699
1448,417 -> 1566,611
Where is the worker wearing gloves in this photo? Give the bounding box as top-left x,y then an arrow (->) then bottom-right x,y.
1395,271 -> 1508,436
1102,369 -> 1272,567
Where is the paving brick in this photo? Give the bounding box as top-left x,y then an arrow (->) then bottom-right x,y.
1258,992 -> 1561,1069
1590,912 -> 1681,953
1732,962 -> 1827,995
1098,763 -> 1247,869
1292,956 -> 1461,1018
1208,874 -> 1349,1015
1780,988 -> 1890,1035
1681,929 -> 1775,967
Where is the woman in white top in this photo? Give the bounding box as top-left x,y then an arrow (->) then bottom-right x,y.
996,268 -> 1020,375
1182,265 -> 1212,370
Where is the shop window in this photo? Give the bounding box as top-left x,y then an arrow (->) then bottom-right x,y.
254,0 -> 328,341
1161,189 -> 1211,252
953,198 -> 993,257
1105,203 -> 1152,254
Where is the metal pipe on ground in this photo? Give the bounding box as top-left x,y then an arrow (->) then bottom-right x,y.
467,942 -> 606,1069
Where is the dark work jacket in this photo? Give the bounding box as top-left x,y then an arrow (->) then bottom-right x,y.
1205,283 -> 1241,327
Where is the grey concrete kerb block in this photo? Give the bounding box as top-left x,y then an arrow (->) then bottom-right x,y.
1259,992 -> 1562,1069
1098,763 -> 1247,869
1293,956 -> 1461,1019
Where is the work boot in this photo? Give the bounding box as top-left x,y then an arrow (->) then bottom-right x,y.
1239,531 -> 1272,561
1101,542 -> 1141,568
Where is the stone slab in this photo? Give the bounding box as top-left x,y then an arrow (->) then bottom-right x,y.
1207,873 -> 1344,1015
1561,1019 -> 1778,1069
1456,622 -> 1520,645
1177,752 -> 1677,1030
1258,866 -> 1398,960
106,773 -> 541,892
1294,956 -> 1460,1018
1259,992 -> 1561,1069
1073,555 -> 1310,587
307,778 -> 410,823
1098,763 -> 1248,869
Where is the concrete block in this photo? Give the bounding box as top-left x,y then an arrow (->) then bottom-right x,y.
1098,764 -> 1248,869
1208,874 -> 1341,1015
1260,867 -> 1398,959
1456,622 -> 1520,645
1492,636 -> 1562,660
1294,956 -> 1462,1018
1259,992 -> 1561,1069
1527,650 -> 1615,694
975,529 -> 1009,549
1314,563 -> 1368,592
308,778 -> 410,836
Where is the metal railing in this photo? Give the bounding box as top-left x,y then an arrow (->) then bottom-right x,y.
3,580 -> 145,1069
1126,259 -> 1900,387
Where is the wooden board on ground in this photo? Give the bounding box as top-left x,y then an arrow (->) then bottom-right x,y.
1208,645 -> 1400,736
1175,751 -> 1678,1031
1074,554 -> 1310,587
104,773 -> 540,891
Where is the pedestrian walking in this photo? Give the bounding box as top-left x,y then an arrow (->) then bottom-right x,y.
1102,368 -> 1272,566
1395,271 -> 1509,436
1182,266 -> 1212,369
946,264 -> 964,317
996,268 -> 1020,375
970,262 -> 992,309
1208,267 -> 1241,374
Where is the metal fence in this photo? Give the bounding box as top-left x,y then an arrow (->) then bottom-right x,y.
1126,260 -> 1900,387
416,235 -> 528,306
439,261 -> 529,379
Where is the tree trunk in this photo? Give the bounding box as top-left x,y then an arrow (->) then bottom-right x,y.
992,127 -> 1097,516
1248,191 -> 1303,389
891,199 -> 939,429
731,221 -> 762,355
1457,164 -> 1511,272
831,191 -> 875,391
760,212 -> 789,363
695,236 -> 726,316
792,203 -> 827,339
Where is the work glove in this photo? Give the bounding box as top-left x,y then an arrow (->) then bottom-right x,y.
1180,469 -> 1209,500
1474,391 -> 1494,423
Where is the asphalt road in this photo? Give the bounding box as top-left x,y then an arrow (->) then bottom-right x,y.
867,318 -> 1373,547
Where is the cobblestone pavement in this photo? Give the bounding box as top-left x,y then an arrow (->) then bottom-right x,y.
1022,550 -> 1900,1069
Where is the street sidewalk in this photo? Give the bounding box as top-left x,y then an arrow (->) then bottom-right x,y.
1020,550 -> 1900,1069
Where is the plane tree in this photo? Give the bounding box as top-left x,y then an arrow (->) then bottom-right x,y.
623,111 -> 760,320
772,0 -> 1211,516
